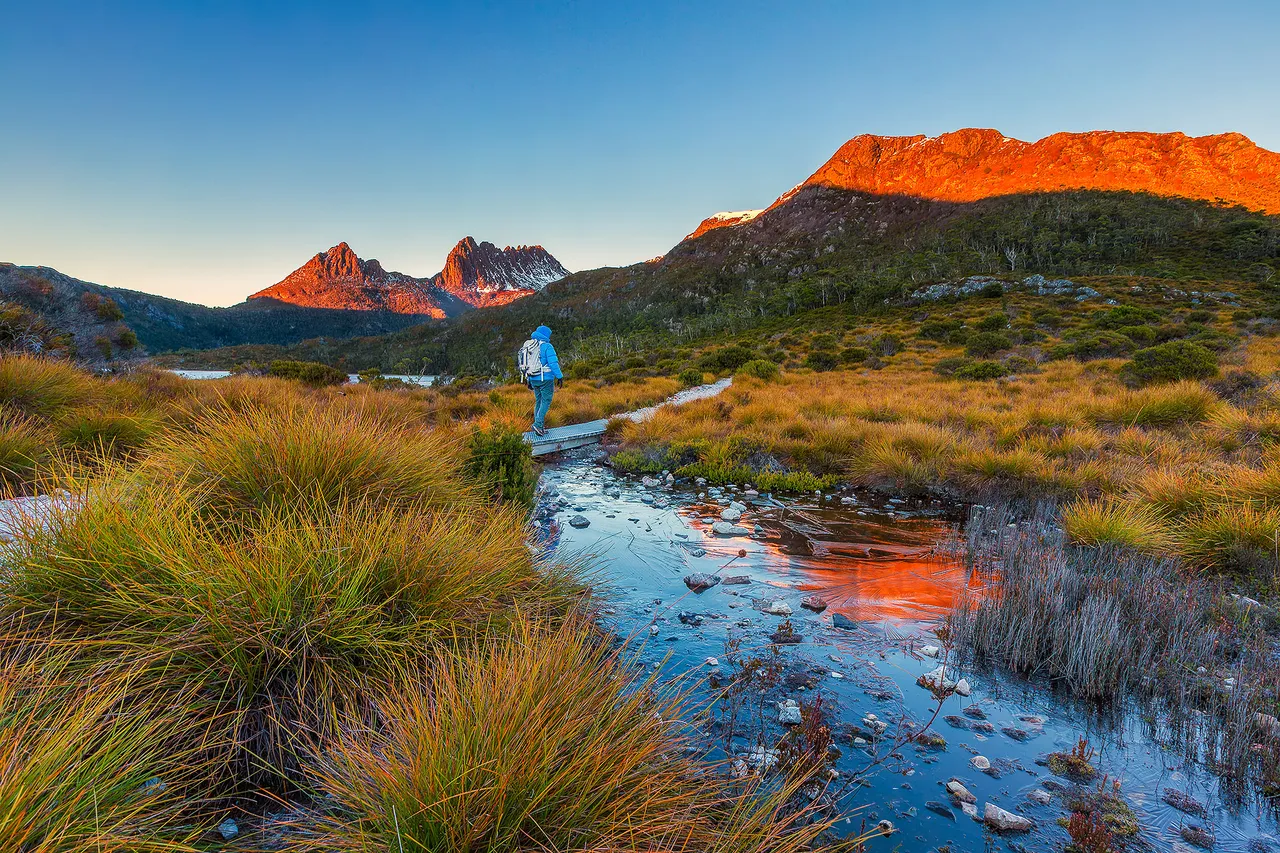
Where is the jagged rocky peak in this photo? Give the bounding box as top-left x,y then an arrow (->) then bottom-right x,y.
435,237 -> 570,307
247,237 -> 568,315
688,128 -> 1280,239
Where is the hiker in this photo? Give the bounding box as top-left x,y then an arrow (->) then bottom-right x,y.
518,325 -> 563,436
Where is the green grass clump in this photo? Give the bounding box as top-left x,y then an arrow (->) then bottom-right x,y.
57,409 -> 161,459
674,461 -> 834,492
298,618 -> 833,853
0,653 -> 206,852
4,475 -> 572,792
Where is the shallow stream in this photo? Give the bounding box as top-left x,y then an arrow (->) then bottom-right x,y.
536,454 -> 1279,853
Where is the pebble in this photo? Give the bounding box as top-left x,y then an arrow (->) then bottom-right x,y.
971,755 -> 991,771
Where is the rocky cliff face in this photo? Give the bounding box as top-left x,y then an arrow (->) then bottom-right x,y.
692,129 -> 1280,238
249,238 -> 567,314
248,242 -> 466,317
434,237 -> 569,307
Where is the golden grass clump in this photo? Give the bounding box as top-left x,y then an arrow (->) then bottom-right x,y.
1062,498 -> 1174,553
139,402 -> 481,518
0,652 -> 206,852
293,618 -> 833,853
0,353 -> 99,418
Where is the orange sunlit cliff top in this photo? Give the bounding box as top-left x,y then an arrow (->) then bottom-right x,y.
695,129 -> 1280,239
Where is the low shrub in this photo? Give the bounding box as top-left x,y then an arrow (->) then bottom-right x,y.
1092,305 -> 1160,330
1123,341 -> 1219,386
964,331 -> 1012,358
465,425 -> 537,508
834,346 -> 866,365
697,345 -> 755,373
954,360 -> 1009,381
267,360 -> 347,387
869,333 -> 902,356
932,356 -> 969,376
736,359 -> 780,381
802,350 -> 838,372
918,319 -> 964,341
1052,331 -> 1136,361
975,313 -> 1008,332
678,367 -> 705,387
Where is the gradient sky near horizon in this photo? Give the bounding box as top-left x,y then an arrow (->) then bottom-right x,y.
3,0 -> 1279,307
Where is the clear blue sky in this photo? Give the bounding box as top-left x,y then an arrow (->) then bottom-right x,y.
3,0 -> 1278,306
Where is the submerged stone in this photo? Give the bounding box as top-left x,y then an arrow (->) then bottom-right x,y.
683,573 -> 721,592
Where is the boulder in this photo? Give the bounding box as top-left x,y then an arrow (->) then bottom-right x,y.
683,573 -> 721,592
984,803 -> 1032,832
832,613 -> 857,630
919,644 -> 941,657
762,599 -> 792,616
720,507 -> 743,522
777,699 -> 803,726
954,678 -> 972,696
800,594 -> 828,612
711,521 -> 750,536
568,515 -> 590,528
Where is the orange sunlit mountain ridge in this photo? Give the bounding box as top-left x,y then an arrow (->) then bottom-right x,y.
691,129 -> 1280,239
248,238 -> 569,317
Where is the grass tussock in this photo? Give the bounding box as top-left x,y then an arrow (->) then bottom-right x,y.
0,652 -> 207,852
293,618 -> 833,853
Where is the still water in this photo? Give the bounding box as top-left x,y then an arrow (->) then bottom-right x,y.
167,369 -> 438,386
537,455 -> 1279,853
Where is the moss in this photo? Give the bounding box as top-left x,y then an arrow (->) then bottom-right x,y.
1048,751 -> 1100,783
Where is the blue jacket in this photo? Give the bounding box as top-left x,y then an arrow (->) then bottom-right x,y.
530,325 -> 563,380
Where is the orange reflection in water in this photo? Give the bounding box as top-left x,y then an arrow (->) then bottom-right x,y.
692,503 -> 976,624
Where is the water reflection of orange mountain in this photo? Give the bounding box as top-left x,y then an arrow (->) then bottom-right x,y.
755,508 -> 971,623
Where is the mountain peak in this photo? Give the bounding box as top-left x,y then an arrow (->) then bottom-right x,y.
248,237 -> 568,315
689,129 -> 1280,239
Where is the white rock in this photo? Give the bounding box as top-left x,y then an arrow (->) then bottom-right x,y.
705,657 -> 719,667
919,665 -> 957,692
764,599 -> 792,616
729,500 -> 748,512
719,507 -> 743,523
1028,789 -> 1052,805
954,678 -> 972,696
649,625 -> 659,636
747,746 -> 779,771
777,699 -> 803,726
919,644 -> 941,657
971,755 -> 991,771
947,780 -> 977,804
830,671 -> 844,679
984,803 -> 1033,832
711,521 -> 750,536
961,801 -> 980,820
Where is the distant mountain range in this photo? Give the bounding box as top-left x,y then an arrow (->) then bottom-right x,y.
183,128 -> 1278,375
248,237 -> 568,316
0,237 -> 569,357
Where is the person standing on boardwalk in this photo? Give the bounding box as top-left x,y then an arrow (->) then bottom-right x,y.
518,325 -> 563,436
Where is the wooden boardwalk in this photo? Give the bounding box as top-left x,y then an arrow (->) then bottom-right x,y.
522,378 -> 733,458
524,418 -> 610,457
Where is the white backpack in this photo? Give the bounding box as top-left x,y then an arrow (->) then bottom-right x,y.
518,339 -> 544,380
